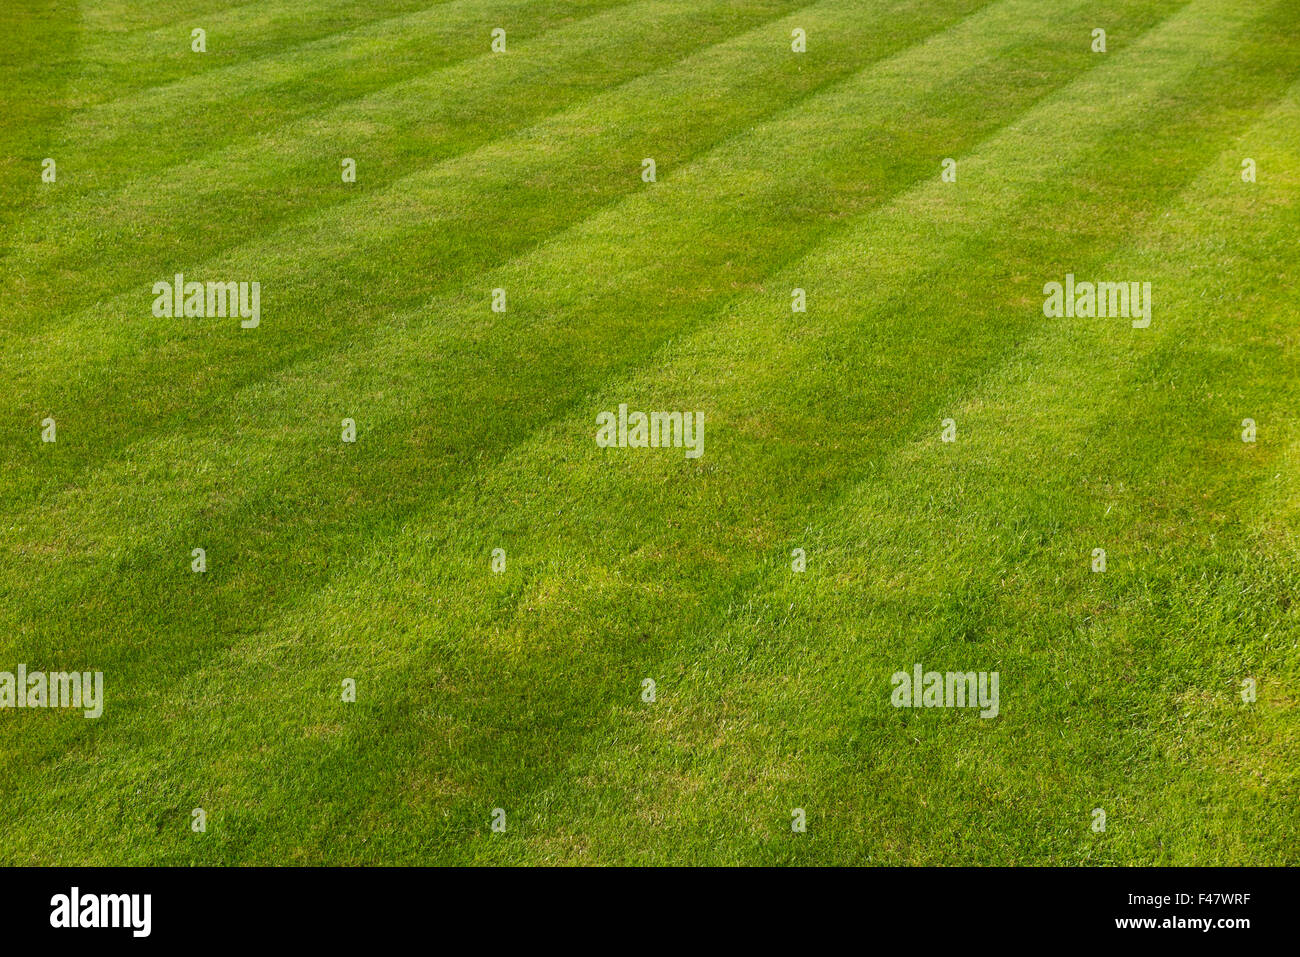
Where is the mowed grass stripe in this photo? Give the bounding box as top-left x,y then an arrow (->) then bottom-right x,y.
0,0 -> 1284,863
3,0 -> 470,251
79,0 -> 277,35
0,0 -> 1149,852
22,0 -> 628,209
0,0 -> 1021,806
764,104 -> 1300,866
195,0 -> 1296,865
1,0 -> 1000,498
428,1 -> 1300,868
523,76 -> 1300,865
2,0 -> 778,320
57,0 -> 462,109
427,61 -> 1300,865
0,0 -> 1151,642
0,1 -> 80,242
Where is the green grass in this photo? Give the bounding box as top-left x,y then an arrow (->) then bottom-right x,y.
1,0 -> 1296,865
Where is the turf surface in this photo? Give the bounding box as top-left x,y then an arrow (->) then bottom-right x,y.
0,0 -> 1296,864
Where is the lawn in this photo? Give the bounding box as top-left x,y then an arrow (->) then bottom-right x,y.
0,0 -> 1296,865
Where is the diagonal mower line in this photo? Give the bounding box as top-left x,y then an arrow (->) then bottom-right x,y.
459,9 -> 1285,624
410,54 -> 1300,866
0,0 -> 1231,799
61,0 -> 486,109
7,1 -> 1289,868
0,2 -> 82,220
2,0 -> 830,333
738,91 -> 1300,669
4,0 -> 661,263
226,0 -> 1300,858
730,101 -> 1300,865
76,0 -> 307,36
0,0 -> 1128,712
26,1 -> 474,167
2,0 -> 1091,535
1,0 -> 997,484
636,66 -> 1300,760
77,0 -> 447,52
0,0 -> 1168,569
49,0 -> 621,146
202,0 -> 1210,504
